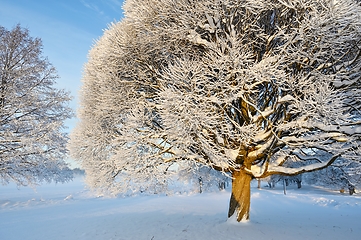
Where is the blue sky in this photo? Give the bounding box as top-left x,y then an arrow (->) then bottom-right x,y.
0,0 -> 125,133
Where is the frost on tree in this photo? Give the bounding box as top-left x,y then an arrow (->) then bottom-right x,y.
70,0 -> 361,221
0,25 -> 73,186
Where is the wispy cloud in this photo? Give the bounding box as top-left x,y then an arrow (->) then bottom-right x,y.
80,0 -> 123,23
80,0 -> 104,16
109,0 -> 124,10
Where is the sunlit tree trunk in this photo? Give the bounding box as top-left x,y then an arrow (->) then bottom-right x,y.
228,169 -> 252,222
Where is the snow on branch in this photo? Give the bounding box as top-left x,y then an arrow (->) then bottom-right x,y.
264,154 -> 341,177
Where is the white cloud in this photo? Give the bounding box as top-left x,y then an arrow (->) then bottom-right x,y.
80,0 -> 104,16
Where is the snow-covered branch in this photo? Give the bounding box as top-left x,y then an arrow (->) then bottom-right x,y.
265,154 -> 341,177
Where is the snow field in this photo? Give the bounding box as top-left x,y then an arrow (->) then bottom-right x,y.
1,177 -> 360,240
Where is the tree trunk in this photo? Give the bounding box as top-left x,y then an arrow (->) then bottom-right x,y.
228,170 -> 252,222
283,179 -> 287,195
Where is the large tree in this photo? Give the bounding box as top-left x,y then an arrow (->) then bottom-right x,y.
0,25 -> 73,186
70,0 -> 361,221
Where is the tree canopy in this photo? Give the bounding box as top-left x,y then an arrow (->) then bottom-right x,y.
70,0 -> 361,221
0,25 -> 73,186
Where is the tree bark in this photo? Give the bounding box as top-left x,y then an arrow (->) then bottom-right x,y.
228,169 -> 252,222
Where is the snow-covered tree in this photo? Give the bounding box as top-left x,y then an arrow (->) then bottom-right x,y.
304,155 -> 361,193
0,25 -> 73,186
70,0 -> 361,221
173,164 -> 230,194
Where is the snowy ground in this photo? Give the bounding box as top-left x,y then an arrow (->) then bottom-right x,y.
1,177 -> 360,240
